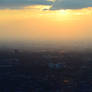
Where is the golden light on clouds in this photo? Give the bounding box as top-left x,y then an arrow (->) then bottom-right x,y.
24,5 -> 51,10
48,0 -> 55,1
0,6 -> 92,19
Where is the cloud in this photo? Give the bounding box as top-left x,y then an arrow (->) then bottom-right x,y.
50,0 -> 92,10
0,0 -> 92,10
0,0 -> 53,9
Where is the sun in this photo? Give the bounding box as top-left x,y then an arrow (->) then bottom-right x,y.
58,10 -> 70,15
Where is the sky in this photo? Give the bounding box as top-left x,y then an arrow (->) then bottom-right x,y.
0,0 -> 92,49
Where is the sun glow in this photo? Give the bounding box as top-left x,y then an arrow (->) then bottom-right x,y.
0,6 -> 92,43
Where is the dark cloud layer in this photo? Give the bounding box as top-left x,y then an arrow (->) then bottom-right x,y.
50,0 -> 92,10
0,0 -> 92,9
0,0 -> 53,9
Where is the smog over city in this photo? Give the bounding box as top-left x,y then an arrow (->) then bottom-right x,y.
0,0 -> 92,92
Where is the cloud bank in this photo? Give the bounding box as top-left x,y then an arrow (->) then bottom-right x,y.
0,0 -> 92,9
50,0 -> 92,10
0,0 -> 53,9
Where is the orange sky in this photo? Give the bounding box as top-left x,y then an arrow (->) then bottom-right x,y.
0,6 -> 92,46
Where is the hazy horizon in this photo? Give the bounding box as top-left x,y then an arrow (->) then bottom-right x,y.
0,0 -> 92,51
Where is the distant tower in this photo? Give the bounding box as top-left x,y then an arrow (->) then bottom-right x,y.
13,49 -> 20,58
14,49 -> 19,54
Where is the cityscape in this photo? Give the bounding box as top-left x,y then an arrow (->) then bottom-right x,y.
0,48 -> 92,92
0,0 -> 92,91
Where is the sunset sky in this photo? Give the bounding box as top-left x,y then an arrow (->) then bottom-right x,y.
0,0 -> 92,48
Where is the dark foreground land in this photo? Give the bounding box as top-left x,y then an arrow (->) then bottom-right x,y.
0,49 -> 92,92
